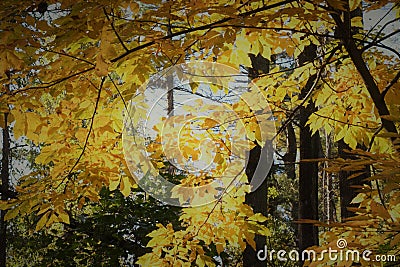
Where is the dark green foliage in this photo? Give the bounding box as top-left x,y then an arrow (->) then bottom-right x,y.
8,188 -> 182,266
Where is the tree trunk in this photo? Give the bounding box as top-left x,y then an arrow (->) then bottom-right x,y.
167,73 -> 174,117
338,141 -> 370,220
298,101 -> 320,252
283,123 -> 299,238
283,123 -> 297,181
332,5 -> 373,220
243,145 -> 269,267
243,54 -> 271,267
323,132 -> 336,223
298,44 -> 320,260
1,112 -> 10,267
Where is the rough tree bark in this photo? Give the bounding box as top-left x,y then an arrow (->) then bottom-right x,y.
322,132 -> 336,223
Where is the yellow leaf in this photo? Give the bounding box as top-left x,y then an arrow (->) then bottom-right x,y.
334,126 -> 347,142
191,82 -> 199,94
258,225 -> 271,236
254,126 -> 262,145
344,129 -> 357,149
390,233 -> 400,247
26,112 -> 41,134
244,231 -> 256,250
195,255 -> 215,267
327,0 -> 347,11
35,212 -> 50,231
57,210 -> 70,224
236,50 -> 251,67
349,0 -> 362,11
371,201 -> 391,220
37,204 -> 51,216
46,213 -> 58,227
95,54 -> 109,77
12,110 -> 27,139
0,201 -> 15,210
120,176 -> 131,197
4,207 -> 19,220
215,242 -> 225,254
275,88 -> 286,101
129,2 -> 140,12
109,177 -> 121,191
75,128 -> 88,143
351,193 -> 364,204
351,16 -> 363,28
248,213 -> 267,222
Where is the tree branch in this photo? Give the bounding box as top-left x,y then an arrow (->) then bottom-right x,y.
313,112 -> 380,130
110,0 -> 296,63
382,70 -> 400,98
11,67 -> 95,95
58,77 -> 105,190
41,47 -> 95,66
272,45 -> 339,141
329,8 -> 398,135
103,7 -> 129,52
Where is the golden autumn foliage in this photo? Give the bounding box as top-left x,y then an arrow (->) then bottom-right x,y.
0,0 -> 399,266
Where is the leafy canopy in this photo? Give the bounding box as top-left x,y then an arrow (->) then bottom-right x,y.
0,0 -> 399,266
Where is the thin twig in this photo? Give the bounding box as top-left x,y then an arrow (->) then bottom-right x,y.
271,45 -> 341,141
367,125 -> 383,152
11,67 -> 95,95
41,47 -> 95,65
382,70 -> 400,98
363,29 -> 400,51
110,0 -> 296,63
59,76 -> 105,190
103,7 -> 129,52
195,166 -> 246,236
313,112 -> 380,130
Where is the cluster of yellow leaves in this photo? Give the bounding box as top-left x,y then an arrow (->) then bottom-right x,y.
138,173 -> 270,267
0,77 -> 141,230
305,148 -> 400,266
308,50 -> 399,152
